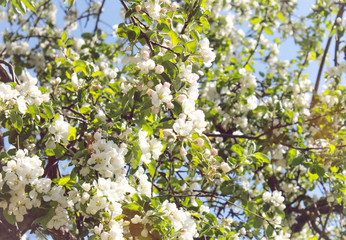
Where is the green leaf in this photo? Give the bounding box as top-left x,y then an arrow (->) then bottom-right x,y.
253,105 -> 267,113
32,208 -> 56,229
11,0 -> 26,14
21,0 -> 37,13
58,176 -> 70,186
168,30 -> 179,46
92,71 -> 104,78
127,25 -> 140,42
10,112 -> 23,132
61,32 -> 67,42
308,172 -> 319,181
250,17 -> 262,25
314,165 -> 325,177
277,12 -> 285,23
285,109 -> 293,118
43,105 -> 54,119
253,152 -> 270,164
185,40 -> 197,53
132,142 -> 141,169
68,0 -> 75,9
204,212 -> 216,223
124,202 -> 141,212
125,7 -> 136,19
68,126 -> 77,141
54,144 -> 66,158
141,100 -> 152,111
253,216 -> 263,228
190,29 -> 200,41
142,14 -> 152,26
266,225 -> 274,237
232,144 -> 244,157
3,208 -> 16,225
264,27 -> 273,35
80,107 -> 91,114
200,16 -> 209,32
291,156 -> 304,166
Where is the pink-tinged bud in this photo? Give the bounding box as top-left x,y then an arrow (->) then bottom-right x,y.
147,80 -> 154,88
171,2 -> 178,11
147,89 -> 154,96
211,148 -> 218,156
136,5 -> 141,12
177,94 -> 186,103
142,51 -> 150,60
152,107 -> 159,114
220,162 -> 231,173
196,138 -> 204,147
155,65 -> 164,74
96,84 -> 102,90
180,146 -> 187,157
162,129 -> 170,136
137,85 -> 143,91
163,82 -> 171,88
112,133 -> 118,138
160,8 -> 167,14
167,102 -> 174,109
167,18 -> 172,24
336,17 -> 341,24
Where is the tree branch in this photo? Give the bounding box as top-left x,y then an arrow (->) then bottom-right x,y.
310,4 -> 345,108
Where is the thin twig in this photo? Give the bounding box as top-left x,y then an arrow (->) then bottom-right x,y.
243,26 -> 264,68
311,4 -> 345,108
93,0 -> 106,33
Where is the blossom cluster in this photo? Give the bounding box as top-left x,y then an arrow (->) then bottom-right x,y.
0,150 -> 45,222
85,132 -> 127,178
0,71 -> 49,114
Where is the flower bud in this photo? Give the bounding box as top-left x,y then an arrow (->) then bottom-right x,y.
196,138 -> 204,147
155,64 -> 164,74
147,89 -> 154,96
220,162 -> 231,173
211,148 -> 218,156
166,102 -> 174,109
180,146 -> 187,157
136,5 -> 141,12
152,107 -> 159,114
163,82 -> 171,88
177,94 -> 186,103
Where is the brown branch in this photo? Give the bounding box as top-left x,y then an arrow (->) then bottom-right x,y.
205,133 -> 259,140
119,0 -> 180,57
0,60 -> 19,84
46,227 -> 78,240
0,209 -> 37,240
156,193 -> 278,228
279,142 -> 346,151
311,219 -> 331,240
0,132 -> 5,153
119,0 -> 154,54
180,7 -> 194,34
93,0 -> 106,33
243,26 -> 264,68
150,41 -> 180,56
334,28 -> 340,67
311,4 -> 345,108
